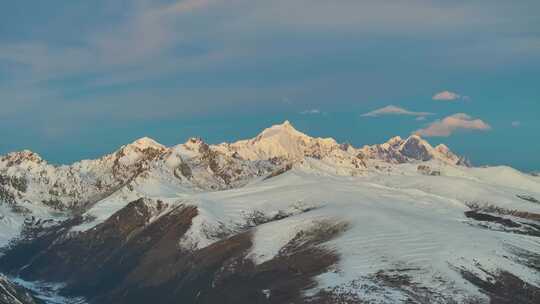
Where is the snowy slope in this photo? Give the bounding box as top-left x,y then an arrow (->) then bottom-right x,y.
172,167 -> 540,301
66,156 -> 540,301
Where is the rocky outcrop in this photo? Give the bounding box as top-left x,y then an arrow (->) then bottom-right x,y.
417,164 -> 441,176
400,136 -> 433,161
0,275 -> 40,304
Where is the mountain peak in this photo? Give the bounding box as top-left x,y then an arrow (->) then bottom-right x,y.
113,137 -> 166,166
406,134 -> 427,142
128,137 -> 164,150
184,137 -> 210,153
281,120 -> 293,127
114,137 -> 165,158
1,150 -> 44,165
272,120 -> 297,131
223,120 -> 349,163
385,136 -> 404,147
256,120 -> 308,141
435,144 -> 450,154
360,134 -> 465,165
400,135 -> 434,161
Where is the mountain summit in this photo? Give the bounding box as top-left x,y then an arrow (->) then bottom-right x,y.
218,121 -> 341,162
359,133 -> 464,165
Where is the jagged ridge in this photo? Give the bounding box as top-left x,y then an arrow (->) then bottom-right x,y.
0,121 -> 465,217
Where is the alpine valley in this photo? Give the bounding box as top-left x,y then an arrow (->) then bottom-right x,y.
0,121 -> 539,304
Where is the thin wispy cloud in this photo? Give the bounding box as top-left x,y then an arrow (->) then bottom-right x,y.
300,109 -> 322,115
0,0 -> 217,83
92,0 -> 215,64
361,105 -> 433,118
511,121 -> 521,127
166,0 -> 213,14
415,113 -> 491,137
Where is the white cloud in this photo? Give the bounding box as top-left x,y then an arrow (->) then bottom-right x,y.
415,113 -> 491,137
361,105 -> 433,118
432,91 -> 462,101
511,121 -> 521,127
300,109 -> 322,115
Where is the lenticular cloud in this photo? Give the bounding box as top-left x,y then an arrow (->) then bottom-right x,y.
415,113 -> 491,137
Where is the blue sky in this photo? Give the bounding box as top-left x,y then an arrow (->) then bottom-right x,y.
1,0 -> 539,171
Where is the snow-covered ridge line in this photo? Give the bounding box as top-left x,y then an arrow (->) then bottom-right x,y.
1,120 -> 463,168
0,121 -> 466,213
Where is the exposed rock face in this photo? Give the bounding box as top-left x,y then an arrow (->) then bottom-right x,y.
0,151 -> 44,167
3,193 -> 540,304
0,198 -> 348,304
264,163 -> 293,180
459,269 -> 540,304
0,275 -> 40,304
163,138 -> 276,190
1,199 -> 197,300
0,138 -> 168,213
456,156 -> 472,167
417,164 -> 441,176
400,136 -> 433,161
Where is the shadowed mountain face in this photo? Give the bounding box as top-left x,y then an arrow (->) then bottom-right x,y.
2,198 -> 540,304
0,199 -> 348,304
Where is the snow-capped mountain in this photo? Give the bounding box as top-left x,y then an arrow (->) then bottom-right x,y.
0,121 -> 367,223
217,121 -> 355,161
358,135 -> 469,166
0,121 -> 462,220
1,121 -> 539,303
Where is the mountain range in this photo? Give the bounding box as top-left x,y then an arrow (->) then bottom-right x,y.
0,121 -> 539,304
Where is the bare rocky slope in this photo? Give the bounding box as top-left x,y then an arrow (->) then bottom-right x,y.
0,275 -> 41,304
